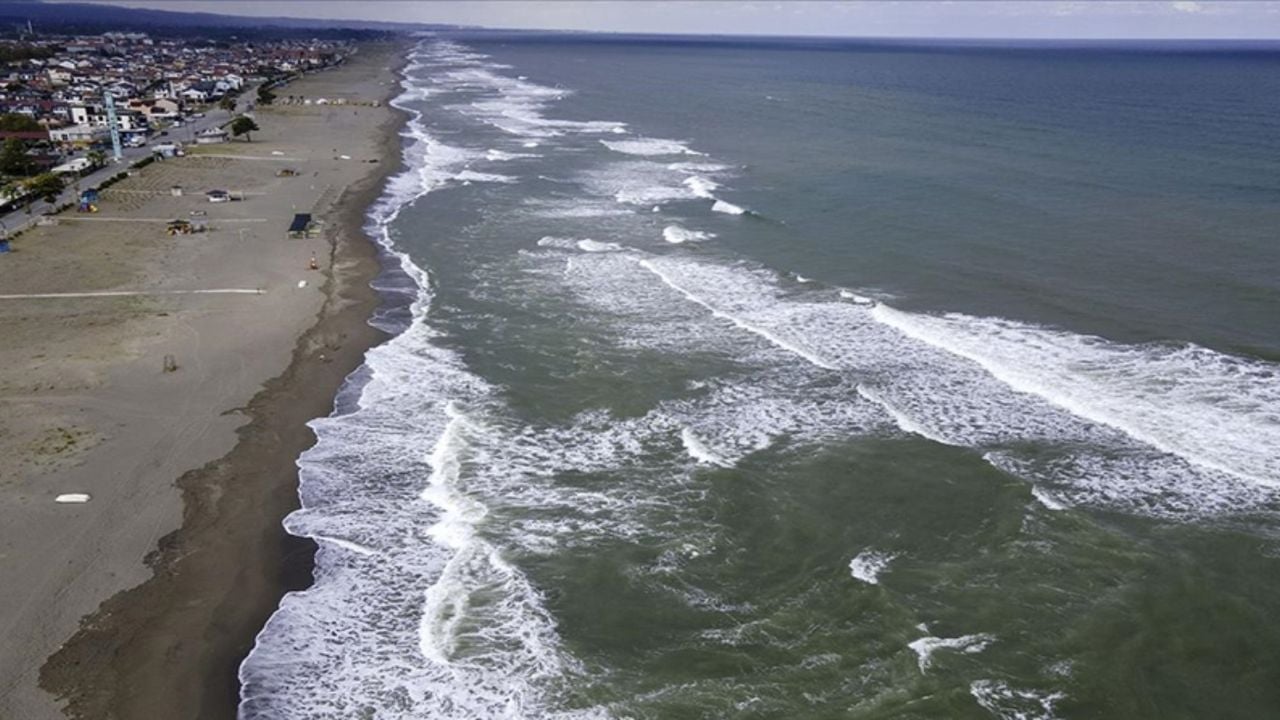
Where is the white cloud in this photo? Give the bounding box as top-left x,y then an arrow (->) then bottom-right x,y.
1172,1 -> 1204,12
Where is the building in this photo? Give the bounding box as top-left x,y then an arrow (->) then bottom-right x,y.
194,126 -> 227,144
69,103 -> 147,131
149,141 -> 182,158
127,97 -> 181,120
48,124 -> 108,144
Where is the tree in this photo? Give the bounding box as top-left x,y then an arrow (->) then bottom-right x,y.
230,115 -> 260,143
86,149 -> 107,168
1,180 -> 24,202
0,113 -> 41,132
219,96 -> 236,113
256,86 -> 276,105
23,172 -> 64,204
0,138 -> 33,176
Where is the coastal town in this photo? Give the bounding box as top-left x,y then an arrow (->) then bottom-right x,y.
0,28 -> 353,218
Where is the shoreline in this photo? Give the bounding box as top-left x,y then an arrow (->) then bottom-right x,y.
32,42 -> 411,719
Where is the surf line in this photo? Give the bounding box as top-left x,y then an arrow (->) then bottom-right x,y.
869,303 -> 1278,490
855,384 -> 957,446
636,258 -> 838,370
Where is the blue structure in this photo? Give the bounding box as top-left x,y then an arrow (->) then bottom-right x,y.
0,239 -> 10,253
79,188 -> 99,213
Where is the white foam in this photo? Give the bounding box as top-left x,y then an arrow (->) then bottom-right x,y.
848,549 -> 896,584
485,148 -> 539,161
581,161 -> 702,206
525,198 -> 635,218
1031,485 -> 1070,511
566,252 -> 1280,518
870,304 -> 1280,490
712,199 -> 746,215
600,138 -> 703,156
681,427 -> 733,468
536,235 -> 578,249
536,236 -> 623,253
312,534 -> 378,556
908,634 -> 995,672
856,384 -> 958,446
577,239 -> 624,253
667,161 -> 734,174
662,224 -> 713,244
455,169 -> 518,184
682,175 -> 719,199
637,258 -> 839,370
970,680 -> 1066,720
437,62 -> 625,139
839,289 -> 876,305
238,40 -> 609,720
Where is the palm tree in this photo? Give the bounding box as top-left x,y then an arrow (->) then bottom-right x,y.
86,149 -> 107,168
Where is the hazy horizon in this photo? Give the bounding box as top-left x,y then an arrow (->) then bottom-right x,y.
46,1 -> 1280,40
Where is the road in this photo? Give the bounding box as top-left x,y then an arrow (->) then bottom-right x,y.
0,91 -> 256,235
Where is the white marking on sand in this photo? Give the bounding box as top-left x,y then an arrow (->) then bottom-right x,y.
54,494 -> 91,503
66,217 -> 269,223
188,153 -> 306,161
0,289 -> 265,300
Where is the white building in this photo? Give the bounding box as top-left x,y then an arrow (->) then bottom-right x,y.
48,124 -> 109,144
194,127 -> 228,144
69,104 -> 147,131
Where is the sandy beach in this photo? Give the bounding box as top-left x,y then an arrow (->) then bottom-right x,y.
0,41 -> 407,719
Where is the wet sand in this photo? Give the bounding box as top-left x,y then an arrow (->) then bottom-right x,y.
0,42 -> 408,719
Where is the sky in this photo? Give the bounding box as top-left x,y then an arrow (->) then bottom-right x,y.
58,1 -> 1280,39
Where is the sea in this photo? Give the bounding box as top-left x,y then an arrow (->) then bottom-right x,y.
237,35 -> 1280,719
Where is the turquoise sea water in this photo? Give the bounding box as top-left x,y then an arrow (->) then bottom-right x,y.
239,37 -> 1280,719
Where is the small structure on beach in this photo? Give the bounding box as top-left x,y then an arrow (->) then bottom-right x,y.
195,127 -> 229,145
151,142 -> 183,159
167,219 -> 206,236
78,188 -> 99,213
287,213 -> 315,239
170,185 -> 184,197
206,189 -> 231,203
